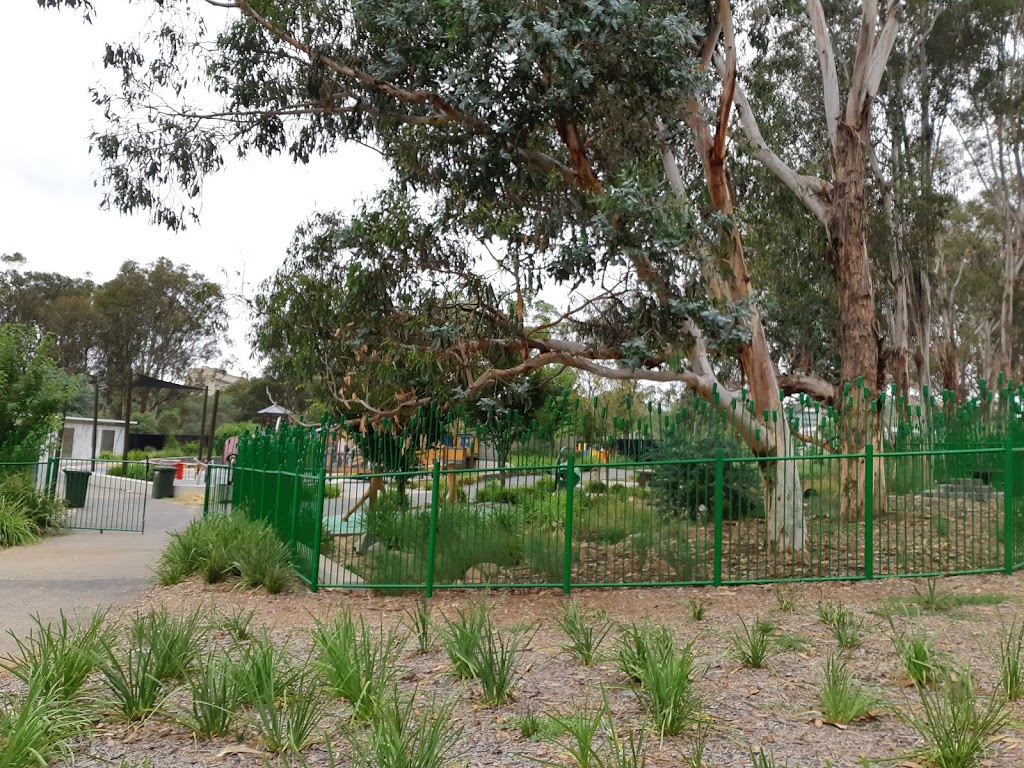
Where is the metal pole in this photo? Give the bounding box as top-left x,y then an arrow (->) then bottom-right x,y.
713,449 -> 724,586
122,370 -> 133,466
425,460 -> 441,598
91,376 -> 100,471
864,443 -> 874,580
207,390 -> 221,463
562,453 -> 576,594
1004,437 -> 1015,575
198,388 -> 209,458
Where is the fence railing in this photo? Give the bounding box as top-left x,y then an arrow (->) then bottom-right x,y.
208,437 -> 1023,594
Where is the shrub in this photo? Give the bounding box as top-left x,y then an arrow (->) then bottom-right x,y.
0,500 -> 38,549
652,423 -> 763,520
155,512 -> 296,592
348,686 -> 462,768
476,481 -> 520,504
105,463 -> 153,481
0,475 -> 66,534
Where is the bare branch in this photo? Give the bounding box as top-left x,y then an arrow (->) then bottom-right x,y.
806,0 -> 841,152
778,373 -> 837,403
729,70 -> 830,225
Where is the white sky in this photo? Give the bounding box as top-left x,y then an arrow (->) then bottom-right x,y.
0,1 -> 389,375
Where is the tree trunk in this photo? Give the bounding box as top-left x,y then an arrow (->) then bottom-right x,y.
704,158 -> 805,551
829,120 -> 887,520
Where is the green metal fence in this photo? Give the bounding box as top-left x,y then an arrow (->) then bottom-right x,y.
0,458 -> 149,533
210,381 -> 1024,593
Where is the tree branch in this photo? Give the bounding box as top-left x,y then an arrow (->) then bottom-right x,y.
729,71 -> 830,225
806,0 -> 841,153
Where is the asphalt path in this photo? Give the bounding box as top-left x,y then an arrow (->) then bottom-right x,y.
0,497 -> 197,657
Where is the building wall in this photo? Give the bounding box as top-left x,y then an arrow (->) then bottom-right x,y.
59,421 -> 128,460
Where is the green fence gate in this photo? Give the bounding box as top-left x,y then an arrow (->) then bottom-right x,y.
46,458 -> 149,533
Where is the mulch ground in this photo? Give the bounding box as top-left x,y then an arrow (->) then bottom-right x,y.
6,572 -> 1024,767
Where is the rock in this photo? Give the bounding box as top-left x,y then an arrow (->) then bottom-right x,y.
354,531 -> 379,555
463,562 -> 502,583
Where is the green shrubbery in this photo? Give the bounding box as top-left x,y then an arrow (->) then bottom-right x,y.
653,426 -> 764,520
156,512 -> 295,593
0,475 -> 66,548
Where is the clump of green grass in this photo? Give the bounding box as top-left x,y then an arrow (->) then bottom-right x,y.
819,652 -> 875,724
899,670 -> 1009,768
2,610 -> 112,700
214,606 -> 256,642
614,620 -> 677,684
232,630 -> 299,707
727,617 -> 777,668
476,482 -> 520,504
436,602 -> 533,705
688,598 -> 708,621
750,748 -> 786,768
818,600 -> 865,649
635,636 -> 702,737
0,676 -> 90,768
347,686 -> 462,768
774,587 -> 796,612
155,512 -> 295,592
0,499 -> 38,548
878,581 -> 1008,618
250,670 -> 328,755
557,599 -> 612,666
893,627 -> 948,688
436,603 -> 488,679
311,610 -> 406,721
184,651 -> 241,738
404,597 -> 433,654
97,642 -> 166,722
549,693 -> 648,768
997,619 -> 1024,702
129,605 -> 206,681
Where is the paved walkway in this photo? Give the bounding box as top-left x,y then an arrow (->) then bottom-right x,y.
0,498 -> 198,657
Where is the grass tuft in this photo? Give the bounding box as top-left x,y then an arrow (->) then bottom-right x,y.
311,610 -> 405,721
184,651 -> 241,738
557,599 -> 612,666
727,617 -> 777,669
2,610 -> 112,700
997,619 -> 1024,702
893,627 -> 948,688
347,686 -> 462,768
0,676 -> 89,768
900,670 -> 1009,768
129,605 -> 206,681
819,652 -> 875,724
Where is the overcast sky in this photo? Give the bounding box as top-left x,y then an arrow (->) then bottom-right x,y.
1,1 -> 389,375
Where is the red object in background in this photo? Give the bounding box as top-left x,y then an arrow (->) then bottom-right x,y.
175,462 -> 185,479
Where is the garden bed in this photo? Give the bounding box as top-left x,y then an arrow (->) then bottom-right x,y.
5,572 -> 1024,767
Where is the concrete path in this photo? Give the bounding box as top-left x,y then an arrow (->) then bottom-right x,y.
0,498 -> 198,657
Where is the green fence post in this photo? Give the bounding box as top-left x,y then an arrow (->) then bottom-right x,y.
309,462 -> 327,593
203,462 -> 213,517
1005,437 -> 1015,575
563,453 -> 576,595
425,460 -> 441,599
713,449 -> 723,586
864,444 -> 874,580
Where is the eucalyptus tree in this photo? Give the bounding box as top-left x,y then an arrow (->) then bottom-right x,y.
47,0 -> 823,548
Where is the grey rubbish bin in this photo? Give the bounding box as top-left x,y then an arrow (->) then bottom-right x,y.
152,467 -> 176,499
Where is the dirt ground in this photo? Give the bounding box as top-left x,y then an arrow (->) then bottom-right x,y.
6,572 -> 1024,768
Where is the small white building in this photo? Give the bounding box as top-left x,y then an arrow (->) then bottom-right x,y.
58,417 -> 135,460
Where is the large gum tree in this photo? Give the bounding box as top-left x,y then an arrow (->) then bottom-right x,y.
55,0 -> 815,549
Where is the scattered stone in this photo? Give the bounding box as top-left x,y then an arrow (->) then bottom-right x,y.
354,531 -> 379,555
